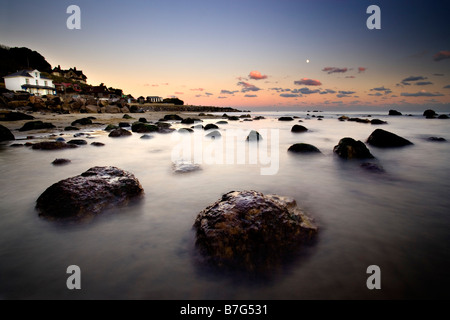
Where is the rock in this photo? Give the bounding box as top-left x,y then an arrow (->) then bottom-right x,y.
278,117 -> 294,121
91,142 -> 105,147
67,139 -> 88,145
205,130 -> 221,139
360,162 -> 384,173
105,105 -> 121,113
19,121 -> 56,131
338,115 -> 349,121
10,143 -> 23,147
191,124 -> 204,129
178,128 -> 194,134
367,129 -> 413,147
118,122 -> 130,127
371,119 -> 387,125
181,118 -> 201,124
164,114 -> 183,121
389,109 -> 402,116
108,128 -> 132,137
138,117 -> 147,123
36,166 -> 144,219
56,137 -> 65,142
216,121 -> 228,125
32,142 -> 78,150
71,118 -> 93,126
291,125 -> 308,133
121,106 -> 130,114
240,114 -> 251,118
288,143 -> 321,154
172,160 -> 201,173
52,159 -> 71,166
243,119 -> 253,122
104,124 -> 119,131
438,114 -> 449,119
85,105 -> 99,113
333,138 -> 374,159
253,116 -> 265,120
0,111 -> 35,121
227,116 -> 239,121
140,134 -> 153,139
64,126 -> 80,131
427,137 -> 446,142
131,122 -> 158,133
204,123 -> 219,130
246,130 -> 262,142
423,109 -> 437,118
0,124 -> 15,141
193,190 -> 318,271
123,114 -> 133,119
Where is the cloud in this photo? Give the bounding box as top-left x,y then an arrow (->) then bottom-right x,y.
249,71 -> 268,80
319,89 -> 336,94
402,76 -> 427,82
345,76 -> 356,79
415,81 -> 433,86
336,90 -> 356,98
368,92 -> 383,97
338,90 -> 356,95
237,81 -> 261,92
218,96 -> 227,99
444,85 -> 450,89
190,88 -> 205,91
280,93 -> 300,98
174,92 -> 184,94
358,67 -> 367,73
401,91 -> 444,97
433,51 -> 450,62
205,92 -> 213,96
434,73 -> 445,76
322,67 -> 348,74
293,87 -> 320,95
220,90 -> 238,95
294,78 -> 322,86
370,86 -> 392,94
151,84 -> 159,87
244,94 -> 258,98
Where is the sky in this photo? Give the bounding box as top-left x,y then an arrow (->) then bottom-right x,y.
1,0 -> 450,110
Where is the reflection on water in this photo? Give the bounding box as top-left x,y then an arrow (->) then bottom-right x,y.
1,111 -> 450,299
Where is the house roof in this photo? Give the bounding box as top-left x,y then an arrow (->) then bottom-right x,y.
4,70 -> 33,78
22,84 -> 56,90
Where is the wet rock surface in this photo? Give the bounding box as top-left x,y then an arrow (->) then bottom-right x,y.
333,137 -> 374,159
194,190 -> 318,271
291,125 -> 308,133
19,121 -> 55,131
108,128 -> 132,137
288,143 -> 321,154
367,129 -> 413,147
0,124 -> 15,141
36,166 -> 144,219
32,141 -> 78,150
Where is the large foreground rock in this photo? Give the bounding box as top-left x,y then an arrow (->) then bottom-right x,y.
0,124 -> 15,141
367,129 -> 413,147
19,121 -> 55,131
36,166 -> 144,219
333,137 -> 374,159
194,190 -> 318,271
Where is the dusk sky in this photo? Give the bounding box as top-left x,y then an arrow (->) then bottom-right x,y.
1,0 -> 450,109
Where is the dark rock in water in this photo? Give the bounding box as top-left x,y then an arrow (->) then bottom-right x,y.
140,134 -> 153,139
333,137 -> 374,159
32,141 -> 78,150
73,133 -> 86,138
191,124 -> 204,129
204,123 -> 219,130
164,114 -> 183,121
216,121 -> 228,125
278,117 -> 294,121
108,128 -> 132,137
52,158 -> 71,166
423,109 -> 437,118
389,109 -> 402,116
427,137 -> 446,142
172,160 -> 201,173
0,111 -> 35,121
156,122 -> 171,129
253,116 -> 265,120
122,114 -> 133,119
367,129 -> 413,147
338,116 -> 349,121
243,119 -> 253,122
361,162 -> 384,173
240,114 -> 251,118
118,122 -> 130,127
348,118 -> 370,123
10,143 -> 23,147
438,114 -> 449,119
19,121 -> 55,131
246,130 -> 262,142
291,124 -> 308,133
0,124 -> 15,141
227,116 -> 239,121
288,143 -> 321,154
178,128 -> 194,134
131,122 -> 158,133
181,118 -> 201,124
56,137 -> 65,142
158,127 -> 176,134
138,117 -> 147,123
206,130 -> 221,139
91,142 -> 105,147
36,166 -> 144,219
371,119 -> 387,125
71,118 -> 93,126
67,139 -> 87,146
64,126 -> 80,131
104,124 -> 119,131
193,190 -> 318,271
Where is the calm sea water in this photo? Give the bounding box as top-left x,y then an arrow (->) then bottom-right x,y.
1,110 -> 450,299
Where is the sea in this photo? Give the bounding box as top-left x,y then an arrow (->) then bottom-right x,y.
1,110 -> 449,299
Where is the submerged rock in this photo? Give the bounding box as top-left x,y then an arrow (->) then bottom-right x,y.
333,137 -> 374,159
64,126 -> 80,131
288,143 -> 321,154
172,160 -> 201,173
164,114 -> 183,121
181,118 -> 201,124
140,134 -> 153,139
291,125 -> 308,133
67,139 -> 88,145
216,121 -> 228,125
370,119 -> 387,125
108,128 -> 132,137
0,111 -> 34,121
278,117 -> 294,121
246,130 -> 262,142
0,124 -> 15,141
36,166 -> 144,219
193,190 -> 318,271
427,137 -> 446,142
32,141 -> 78,150
361,162 -> 385,173
367,129 -> 413,147
104,124 -> 119,131
205,130 -> 221,139
178,128 -> 194,134
423,109 -> 437,118
52,158 -> 71,166
71,118 -> 93,126
91,142 -> 105,147
131,122 -> 158,133
438,114 -> 449,119
204,123 -> 219,130
388,109 -> 402,116
19,121 -> 55,131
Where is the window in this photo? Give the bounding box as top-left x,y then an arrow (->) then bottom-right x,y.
35,72 -> 38,77
44,81 -> 48,86
25,78 -> 29,84
36,80 -> 38,85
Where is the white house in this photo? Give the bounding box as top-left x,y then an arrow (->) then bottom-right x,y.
3,69 -> 56,96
